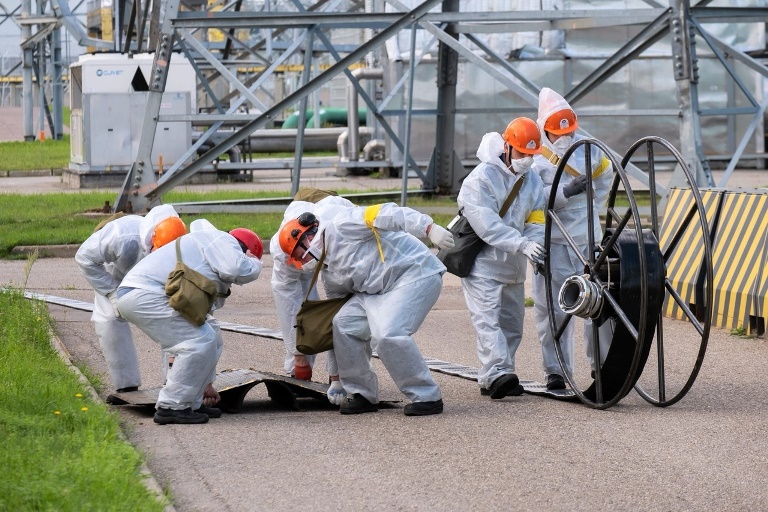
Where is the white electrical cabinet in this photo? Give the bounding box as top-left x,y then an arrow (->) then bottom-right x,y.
69,53 -> 195,172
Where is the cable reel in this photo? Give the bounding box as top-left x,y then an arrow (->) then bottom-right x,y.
543,136 -> 713,410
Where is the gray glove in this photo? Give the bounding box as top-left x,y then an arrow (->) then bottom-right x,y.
563,175 -> 588,198
521,241 -> 546,265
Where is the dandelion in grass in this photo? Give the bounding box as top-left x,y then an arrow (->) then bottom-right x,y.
54,411 -> 61,415
75,393 -> 83,398
81,407 -> 88,412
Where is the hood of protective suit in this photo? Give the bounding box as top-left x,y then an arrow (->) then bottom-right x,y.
537,87 -> 573,133
476,132 -> 506,166
190,218 -> 218,232
139,204 -> 180,253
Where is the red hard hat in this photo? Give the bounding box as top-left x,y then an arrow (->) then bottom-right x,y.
230,228 -> 263,259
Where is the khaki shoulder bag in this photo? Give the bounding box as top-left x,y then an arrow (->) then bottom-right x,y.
294,233 -> 353,355
165,238 -> 224,327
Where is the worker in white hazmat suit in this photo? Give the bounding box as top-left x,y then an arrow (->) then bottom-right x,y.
116,222 -> 262,425
457,118 -> 547,399
75,204 -> 187,393
532,87 -> 615,390
279,203 -> 455,416
270,190 -> 354,406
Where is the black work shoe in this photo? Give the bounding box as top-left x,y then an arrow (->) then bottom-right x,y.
115,386 -> 139,393
546,374 -> 566,391
339,393 -> 378,415
154,407 -> 209,425
488,373 -> 520,399
481,383 -> 524,397
404,399 -> 444,416
194,405 -> 222,418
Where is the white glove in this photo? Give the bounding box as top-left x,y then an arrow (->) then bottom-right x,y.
327,380 -> 347,405
106,290 -> 121,318
521,241 -> 546,265
428,224 -> 455,250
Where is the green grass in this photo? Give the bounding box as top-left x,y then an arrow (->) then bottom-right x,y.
0,285 -> 168,511
0,190 -> 456,258
0,136 -> 72,171
0,129 -> 330,172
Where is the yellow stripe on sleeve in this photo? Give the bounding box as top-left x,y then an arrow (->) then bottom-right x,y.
526,210 -> 545,224
363,204 -> 385,262
592,156 -> 611,179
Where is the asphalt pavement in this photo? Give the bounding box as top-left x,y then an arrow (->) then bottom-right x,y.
2,142 -> 768,510
2,228 -> 768,511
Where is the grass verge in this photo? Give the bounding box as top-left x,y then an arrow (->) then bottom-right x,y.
0,282 -> 167,510
0,136 -> 72,171
0,190 -> 454,259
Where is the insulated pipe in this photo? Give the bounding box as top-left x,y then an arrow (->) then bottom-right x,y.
364,0 -> 376,69
337,130 -> 349,163
347,68 -> 382,161
337,128 -> 374,163
363,139 -> 385,162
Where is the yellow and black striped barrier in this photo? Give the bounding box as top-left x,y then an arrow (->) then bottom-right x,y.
660,187 -> 768,334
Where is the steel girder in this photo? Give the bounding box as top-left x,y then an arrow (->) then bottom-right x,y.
82,0 -> 768,211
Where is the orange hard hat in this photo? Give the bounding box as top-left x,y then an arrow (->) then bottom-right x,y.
543,108 -> 577,135
502,117 -> 541,155
230,228 -> 263,259
152,217 -> 187,250
278,212 -> 319,268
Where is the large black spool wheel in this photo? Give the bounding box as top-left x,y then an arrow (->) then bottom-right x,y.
619,137 -> 713,407
544,138 -> 665,409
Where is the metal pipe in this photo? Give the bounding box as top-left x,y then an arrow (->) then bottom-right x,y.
21,0 -> 34,140
363,138 -> 384,162
52,26 -> 63,140
347,68 -> 382,161
337,130 -> 349,163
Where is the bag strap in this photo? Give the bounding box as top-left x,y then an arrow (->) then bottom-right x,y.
499,174 -> 525,217
175,238 -> 183,263
459,173 -> 525,220
93,212 -> 126,233
303,231 -> 328,302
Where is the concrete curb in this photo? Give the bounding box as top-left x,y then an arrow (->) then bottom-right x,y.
11,244 -> 275,258
48,330 -> 177,512
11,245 -> 81,258
0,169 -> 63,178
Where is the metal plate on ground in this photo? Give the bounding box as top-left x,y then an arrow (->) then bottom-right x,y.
106,368 -> 401,412
105,368 -> 329,411
105,389 -> 160,406
30,292 -> 575,405
521,380 -> 579,401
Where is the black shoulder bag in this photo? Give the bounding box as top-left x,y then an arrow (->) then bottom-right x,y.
437,174 -> 525,278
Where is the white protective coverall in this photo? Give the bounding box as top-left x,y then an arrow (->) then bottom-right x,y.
533,87 -> 614,378
457,132 -> 546,390
74,204 -> 180,390
269,195 -> 354,375
116,226 -> 261,411
307,203 -> 444,405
